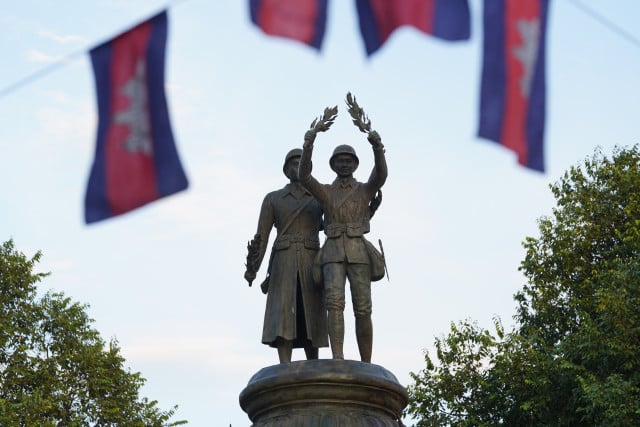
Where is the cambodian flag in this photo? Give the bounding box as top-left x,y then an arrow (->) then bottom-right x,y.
85,11 -> 188,224
478,0 -> 549,172
356,0 -> 471,56
250,0 -> 328,50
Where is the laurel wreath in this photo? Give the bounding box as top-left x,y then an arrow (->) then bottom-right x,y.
309,105 -> 338,133
245,234 -> 261,282
307,93 -> 373,135
346,92 -> 372,134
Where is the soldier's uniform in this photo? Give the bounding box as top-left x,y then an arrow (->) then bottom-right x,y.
299,139 -> 387,362
251,151 -> 329,355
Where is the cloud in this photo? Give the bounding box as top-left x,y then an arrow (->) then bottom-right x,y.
22,95 -> 96,168
122,334 -> 265,375
164,82 -> 183,93
43,90 -> 73,105
150,155 -> 270,238
37,104 -> 95,143
25,49 -> 65,63
38,29 -> 87,45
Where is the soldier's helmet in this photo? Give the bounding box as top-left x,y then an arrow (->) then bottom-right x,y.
330,144 -> 359,172
283,148 -> 304,176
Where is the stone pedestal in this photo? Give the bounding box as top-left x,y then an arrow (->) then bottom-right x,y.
239,360 -> 408,426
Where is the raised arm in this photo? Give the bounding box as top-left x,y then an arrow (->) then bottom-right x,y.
344,93 -> 387,196
366,130 -> 387,195
299,130 -> 328,204
298,130 -> 315,182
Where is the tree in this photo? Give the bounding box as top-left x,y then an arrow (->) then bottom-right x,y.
406,146 -> 640,426
0,239 -> 187,426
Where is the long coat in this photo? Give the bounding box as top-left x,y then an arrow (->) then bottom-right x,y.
254,183 -> 328,348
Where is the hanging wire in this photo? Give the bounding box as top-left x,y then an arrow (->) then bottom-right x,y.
2,0 -> 639,99
0,0 -> 189,99
0,50 -> 86,99
569,0 -> 640,49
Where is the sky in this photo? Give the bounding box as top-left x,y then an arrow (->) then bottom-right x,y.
1,0 -> 639,425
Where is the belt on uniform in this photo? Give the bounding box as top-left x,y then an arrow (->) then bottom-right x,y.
324,221 -> 370,238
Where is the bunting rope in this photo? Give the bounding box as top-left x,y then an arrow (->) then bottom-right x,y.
569,0 -> 640,49
0,50 -> 86,99
0,0 -> 188,99
0,0 -> 638,99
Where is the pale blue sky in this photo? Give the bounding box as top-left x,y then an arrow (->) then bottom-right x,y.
1,1 -> 639,425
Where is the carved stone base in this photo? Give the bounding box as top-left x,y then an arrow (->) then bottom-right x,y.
239,360 -> 408,426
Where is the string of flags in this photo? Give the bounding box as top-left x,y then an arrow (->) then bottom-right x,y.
85,11 -> 188,224
478,0 -> 549,172
78,0 -> 550,223
355,0 -> 471,55
251,0 -> 549,172
249,0 -> 329,50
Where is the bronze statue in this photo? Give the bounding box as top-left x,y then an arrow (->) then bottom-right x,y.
298,93 -> 388,363
244,149 -> 328,363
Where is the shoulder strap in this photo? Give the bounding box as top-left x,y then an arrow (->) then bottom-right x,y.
280,196 -> 314,236
334,183 -> 360,211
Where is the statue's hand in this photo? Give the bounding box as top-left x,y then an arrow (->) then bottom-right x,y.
367,130 -> 382,147
369,189 -> 383,218
304,130 -> 316,147
244,270 -> 256,286
260,277 -> 269,294
245,234 -> 261,286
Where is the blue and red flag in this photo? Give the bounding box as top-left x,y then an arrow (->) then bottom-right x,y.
478,0 -> 549,172
250,0 -> 328,50
85,11 -> 188,224
356,0 -> 471,56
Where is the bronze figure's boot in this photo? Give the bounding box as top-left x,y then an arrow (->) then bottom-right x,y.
277,339 -> 293,363
355,315 -> 373,363
304,346 -> 319,360
328,309 -> 345,360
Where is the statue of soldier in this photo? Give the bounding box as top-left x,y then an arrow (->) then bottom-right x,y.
298,97 -> 387,363
244,148 -> 329,363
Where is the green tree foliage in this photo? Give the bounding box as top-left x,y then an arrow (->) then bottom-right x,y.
0,240 -> 187,426
406,146 -> 640,426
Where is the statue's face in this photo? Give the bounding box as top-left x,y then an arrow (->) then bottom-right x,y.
332,154 -> 357,178
285,157 -> 300,181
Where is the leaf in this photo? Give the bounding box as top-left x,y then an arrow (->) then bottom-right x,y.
345,92 -> 371,133
0,240 -> 186,425
310,105 -> 338,133
406,145 -> 640,426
